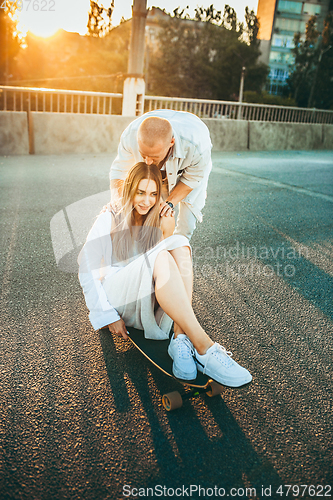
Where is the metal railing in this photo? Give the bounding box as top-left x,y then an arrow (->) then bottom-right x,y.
1,86 -> 333,124
144,95 -> 333,124
0,86 -> 123,115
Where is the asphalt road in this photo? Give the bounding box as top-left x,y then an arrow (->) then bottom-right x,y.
0,150 -> 332,500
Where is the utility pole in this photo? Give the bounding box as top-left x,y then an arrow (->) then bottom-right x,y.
5,16 -> 9,85
122,0 -> 147,116
237,66 -> 246,120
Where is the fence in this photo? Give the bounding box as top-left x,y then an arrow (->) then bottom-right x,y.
144,95 -> 333,124
1,85 -> 333,124
0,86 -> 123,115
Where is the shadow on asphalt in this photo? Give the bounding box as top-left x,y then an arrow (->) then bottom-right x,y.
99,328 -> 283,497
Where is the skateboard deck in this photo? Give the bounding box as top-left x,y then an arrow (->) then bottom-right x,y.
127,326 -> 224,410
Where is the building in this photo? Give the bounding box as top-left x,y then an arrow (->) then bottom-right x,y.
257,0 -> 331,94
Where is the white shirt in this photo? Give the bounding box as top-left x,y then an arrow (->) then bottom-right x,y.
78,211 -> 121,330
110,110 -> 213,222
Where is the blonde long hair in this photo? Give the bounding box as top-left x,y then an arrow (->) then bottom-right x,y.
111,162 -> 163,263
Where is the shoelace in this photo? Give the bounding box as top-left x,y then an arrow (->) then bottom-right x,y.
177,336 -> 195,359
212,344 -> 234,367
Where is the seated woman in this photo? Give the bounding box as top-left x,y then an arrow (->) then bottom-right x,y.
78,162 -> 252,387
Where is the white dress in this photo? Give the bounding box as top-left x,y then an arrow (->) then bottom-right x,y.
78,211 -> 190,339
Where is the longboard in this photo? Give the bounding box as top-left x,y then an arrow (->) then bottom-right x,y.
127,327 -> 224,411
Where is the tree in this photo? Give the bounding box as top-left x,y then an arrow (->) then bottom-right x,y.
147,4 -> 269,101
288,13 -> 333,109
87,0 -> 114,37
0,4 -> 22,84
14,23 -> 130,93
244,6 -> 260,46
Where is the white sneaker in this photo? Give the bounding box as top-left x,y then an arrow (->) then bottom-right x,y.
168,334 -> 197,380
195,343 -> 252,387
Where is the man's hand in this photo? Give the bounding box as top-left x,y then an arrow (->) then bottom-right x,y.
101,200 -> 121,213
159,181 -> 193,217
107,318 -> 129,340
100,181 -> 124,213
160,200 -> 175,217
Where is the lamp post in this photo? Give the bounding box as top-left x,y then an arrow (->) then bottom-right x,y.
237,66 -> 246,120
122,0 -> 147,116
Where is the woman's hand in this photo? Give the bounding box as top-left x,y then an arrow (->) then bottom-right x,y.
107,318 -> 129,340
160,211 -> 175,239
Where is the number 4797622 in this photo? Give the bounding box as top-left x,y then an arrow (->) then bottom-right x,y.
0,0 -> 56,11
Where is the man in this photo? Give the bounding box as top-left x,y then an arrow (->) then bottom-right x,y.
110,109 -> 213,240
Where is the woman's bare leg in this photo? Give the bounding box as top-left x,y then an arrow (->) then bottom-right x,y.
154,250 -> 213,354
168,246 -> 193,337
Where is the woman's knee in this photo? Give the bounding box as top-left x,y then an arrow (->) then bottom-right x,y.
170,245 -> 191,259
169,246 -> 193,277
153,250 -> 173,278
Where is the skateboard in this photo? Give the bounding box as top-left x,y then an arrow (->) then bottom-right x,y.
127,327 -> 224,411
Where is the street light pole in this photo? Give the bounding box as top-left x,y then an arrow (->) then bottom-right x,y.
122,0 -> 147,116
237,66 -> 246,120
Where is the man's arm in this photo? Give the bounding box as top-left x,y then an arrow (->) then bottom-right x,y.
159,145 -> 211,216
110,179 -> 124,207
110,125 -> 137,198
109,128 -> 136,208
179,148 -> 212,190
160,181 -> 193,217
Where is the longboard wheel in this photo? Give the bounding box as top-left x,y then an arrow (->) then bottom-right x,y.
206,381 -> 224,397
162,391 -> 183,411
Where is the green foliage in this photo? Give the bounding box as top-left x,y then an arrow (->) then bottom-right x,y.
244,6 -> 260,46
287,13 -> 333,109
244,90 -> 296,106
147,5 -> 268,100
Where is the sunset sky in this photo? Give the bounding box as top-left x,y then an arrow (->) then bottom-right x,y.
17,0 -> 257,38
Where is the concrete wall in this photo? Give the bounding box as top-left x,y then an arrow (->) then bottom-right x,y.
203,118 -> 248,151
0,110 -> 332,155
32,113 -> 134,155
322,124 -> 333,150
249,121 -> 324,151
0,111 -> 29,155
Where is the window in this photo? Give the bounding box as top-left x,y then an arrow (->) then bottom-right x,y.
303,3 -> 321,15
284,53 -> 295,64
269,51 -> 282,63
277,0 -> 302,13
269,68 -> 289,80
272,34 -> 295,47
275,18 -> 300,32
269,51 -> 295,64
266,80 -> 288,95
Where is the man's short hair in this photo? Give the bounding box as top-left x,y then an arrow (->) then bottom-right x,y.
138,117 -> 173,147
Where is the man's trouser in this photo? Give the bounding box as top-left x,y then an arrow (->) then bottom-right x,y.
161,178 -> 197,241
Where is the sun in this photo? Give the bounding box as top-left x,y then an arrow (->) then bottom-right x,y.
17,7 -> 62,38
23,23 -> 61,38
15,0 -> 91,37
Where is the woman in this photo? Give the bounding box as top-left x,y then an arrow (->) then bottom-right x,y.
78,162 -> 252,387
